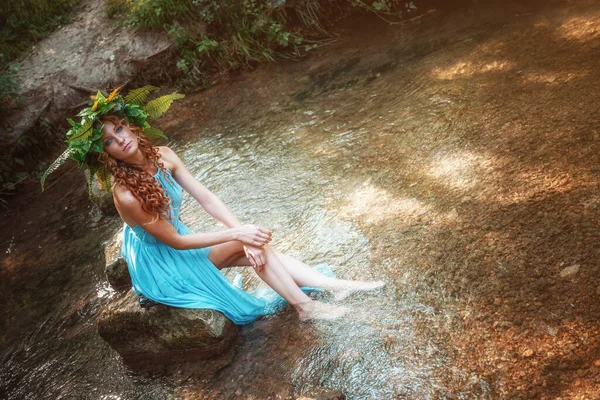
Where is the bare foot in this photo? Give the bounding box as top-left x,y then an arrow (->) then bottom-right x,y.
296,301 -> 348,321
329,280 -> 385,301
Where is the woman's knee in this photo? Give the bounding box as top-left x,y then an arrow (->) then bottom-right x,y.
209,241 -> 246,268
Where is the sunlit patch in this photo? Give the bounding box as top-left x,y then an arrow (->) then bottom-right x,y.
339,181 -> 432,225
473,38 -> 506,55
556,15 -> 600,42
498,168 -> 577,205
427,150 -> 492,190
522,70 -> 589,84
432,60 -> 513,80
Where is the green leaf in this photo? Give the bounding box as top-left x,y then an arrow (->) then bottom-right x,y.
95,90 -> 106,102
143,126 -> 168,140
91,128 -> 104,141
143,93 -> 185,119
96,167 -> 112,193
40,148 -> 74,191
68,118 -> 93,142
124,86 -> 159,105
91,140 -> 104,153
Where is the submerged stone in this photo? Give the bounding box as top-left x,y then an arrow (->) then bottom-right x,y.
97,289 -> 238,368
559,264 -> 580,279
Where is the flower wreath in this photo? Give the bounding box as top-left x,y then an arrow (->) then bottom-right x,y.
41,85 -> 184,193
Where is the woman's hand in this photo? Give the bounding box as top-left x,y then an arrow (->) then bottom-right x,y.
244,244 -> 267,272
237,224 -> 271,247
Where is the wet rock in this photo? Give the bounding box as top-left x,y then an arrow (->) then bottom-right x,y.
103,228 -> 131,292
296,390 -> 346,400
97,289 -> 238,368
559,264 -> 580,278
0,0 -> 177,195
85,169 -> 118,216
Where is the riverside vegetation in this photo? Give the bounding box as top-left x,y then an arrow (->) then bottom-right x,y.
0,0 -> 419,199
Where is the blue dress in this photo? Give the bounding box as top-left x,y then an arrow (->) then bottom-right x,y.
121,167 -> 332,325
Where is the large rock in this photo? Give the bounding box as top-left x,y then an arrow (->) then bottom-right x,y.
97,289 -> 238,368
85,169 -> 118,216
1,0 -> 175,146
104,228 -> 131,292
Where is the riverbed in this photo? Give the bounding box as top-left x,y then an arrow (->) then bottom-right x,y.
2,1 -> 600,398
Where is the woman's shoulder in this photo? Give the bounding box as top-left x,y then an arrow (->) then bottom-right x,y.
156,146 -> 184,171
113,184 -> 140,208
156,146 -> 177,160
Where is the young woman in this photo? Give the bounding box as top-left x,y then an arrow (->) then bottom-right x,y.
99,114 -> 384,323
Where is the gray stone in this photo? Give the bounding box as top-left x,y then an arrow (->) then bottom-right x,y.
104,228 -> 131,291
97,289 -> 238,368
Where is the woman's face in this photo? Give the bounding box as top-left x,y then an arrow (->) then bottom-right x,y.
100,120 -> 139,161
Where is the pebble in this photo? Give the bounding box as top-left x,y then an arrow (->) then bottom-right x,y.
559,264 -> 580,278
522,348 -> 535,358
447,208 -> 459,220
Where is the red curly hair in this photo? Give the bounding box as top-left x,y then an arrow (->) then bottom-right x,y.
98,115 -> 171,220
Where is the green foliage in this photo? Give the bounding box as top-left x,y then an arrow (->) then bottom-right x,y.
0,0 -> 79,67
106,0 -> 418,89
0,117 -> 63,195
40,148 -> 74,191
124,85 -> 160,105
40,85 -> 184,192
143,126 -> 168,140
143,93 -> 185,119
0,64 -> 22,116
107,0 -> 333,88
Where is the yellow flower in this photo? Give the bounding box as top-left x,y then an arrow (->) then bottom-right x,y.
106,84 -> 125,102
91,99 -> 99,111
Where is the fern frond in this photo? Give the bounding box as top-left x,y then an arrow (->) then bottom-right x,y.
124,86 -> 159,105
96,168 -> 113,193
143,126 -> 168,140
143,93 -> 185,119
68,119 -> 93,143
106,84 -> 125,102
40,148 -> 74,191
88,166 -> 97,199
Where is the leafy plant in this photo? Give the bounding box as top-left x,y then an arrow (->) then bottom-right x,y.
40,85 -> 184,192
0,0 -> 79,67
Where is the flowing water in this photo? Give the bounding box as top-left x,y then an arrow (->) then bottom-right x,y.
3,1 -> 600,398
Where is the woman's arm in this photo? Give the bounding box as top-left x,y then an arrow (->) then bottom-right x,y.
160,147 -> 256,230
157,147 -> 271,268
114,186 -> 269,250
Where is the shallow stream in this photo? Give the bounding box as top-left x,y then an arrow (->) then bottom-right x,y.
3,1 -> 600,398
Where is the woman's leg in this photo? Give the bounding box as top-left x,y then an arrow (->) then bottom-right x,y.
213,242 -> 384,299
263,250 -> 385,299
209,242 -> 312,305
209,242 -> 346,319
